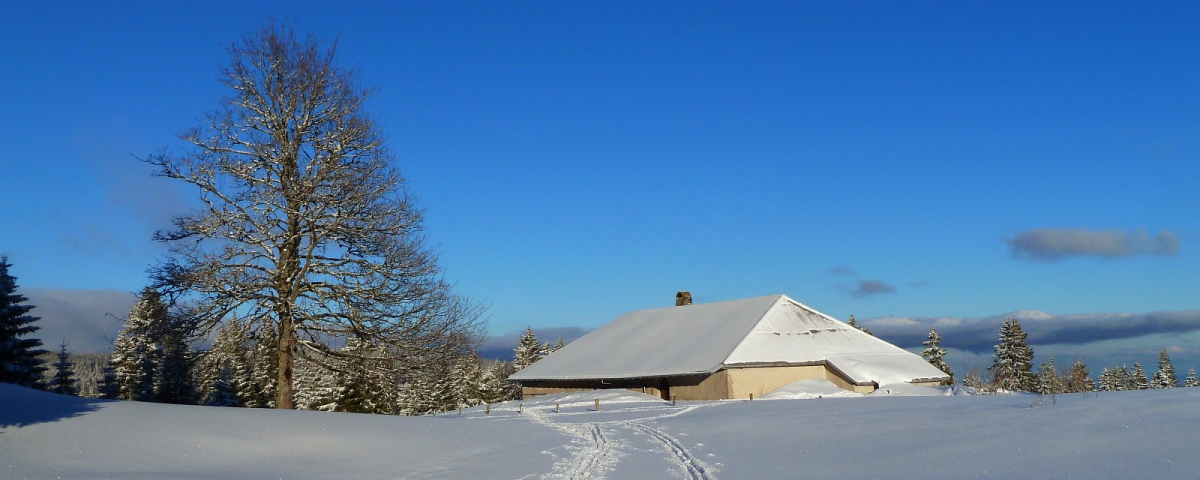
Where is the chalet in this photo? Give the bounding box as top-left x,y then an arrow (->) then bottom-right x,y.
509,293 -> 949,400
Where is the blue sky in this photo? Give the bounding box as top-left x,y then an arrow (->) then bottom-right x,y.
3,2 -> 1199,368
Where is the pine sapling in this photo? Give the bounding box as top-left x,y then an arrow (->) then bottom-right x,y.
921,327 -> 954,385
47,341 -> 79,396
1151,349 -> 1178,388
1183,368 -> 1198,388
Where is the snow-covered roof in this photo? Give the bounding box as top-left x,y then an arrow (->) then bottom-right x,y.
509,294 -> 949,385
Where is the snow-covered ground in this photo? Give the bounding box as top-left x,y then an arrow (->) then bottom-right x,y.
3,382 -> 1199,479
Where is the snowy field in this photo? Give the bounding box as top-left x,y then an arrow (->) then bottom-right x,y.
3,381 -> 1199,479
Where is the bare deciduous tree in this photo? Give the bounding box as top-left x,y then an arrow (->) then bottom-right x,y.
146,24 -> 483,409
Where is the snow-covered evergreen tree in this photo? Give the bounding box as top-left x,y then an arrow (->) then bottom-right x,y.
921,327 -> 954,385
1184,368 -> 1199,388
553,338 -> 564,352
203,371 -> 240,407
479,361 -> 519,403
450,355 -> 485,408
513,327 -> 542,371
330,338 -> 400,415
1151,349 -> 1178,389
155,326 -> 194,404
109,291 -> 160,401
397,359 -> 453,416
1097,366 -> 1116,391
46,341 -> 79,396
1130,362 -> 1149,390
1036,356 -> 1063,395
426,362 -> 458,413
0,256 -> 48,387
1062,360 -> 1094,393
1116,364 -> 1135,391
195,321 -> 249,407
846,314 -> 873,336
988,318 -> 1035,392
396,374 -> 428,415
109,288 -> 195,403
292,354 -> 338,411
247,320 -> 278,408
96,364 -> 120,399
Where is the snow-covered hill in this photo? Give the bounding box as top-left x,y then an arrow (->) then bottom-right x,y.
2,382 -> 1198,479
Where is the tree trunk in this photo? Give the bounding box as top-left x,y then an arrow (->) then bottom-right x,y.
276,311 -> 295,409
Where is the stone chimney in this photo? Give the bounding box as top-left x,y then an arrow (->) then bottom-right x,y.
675,291 -> 692,306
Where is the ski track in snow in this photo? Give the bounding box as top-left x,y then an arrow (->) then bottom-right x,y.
624,422 -> 713,480
524,406 -> 621,479
522,402 -> 718,480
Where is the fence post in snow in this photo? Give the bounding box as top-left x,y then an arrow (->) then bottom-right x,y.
556,402 -> 560,413
519,403 -> 523,414
749,393 -> 754,401
486,403 -> 490,415
672,394 -> 677,406
458,406 -> 462,416
595,398 -> 600,412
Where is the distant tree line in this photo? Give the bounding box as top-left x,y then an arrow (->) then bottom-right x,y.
6,251 -> 1200,410
917,316 -> 1199,393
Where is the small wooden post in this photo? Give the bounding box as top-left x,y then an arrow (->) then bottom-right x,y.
458,406 -> 463,416
556,402 -> 560,413
749,393 -> 754,401
671,394 -> 677,406
486,403 -> 490,415
594,398 -> 600,412
519,403 -> 523,414
432,410 -> 437,417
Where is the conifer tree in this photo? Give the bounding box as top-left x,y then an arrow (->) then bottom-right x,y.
1116,364 -> 1134,391
47,341 -> 79,396
97,364 -> 120,399
988,318 -> 1035,392
109,291 -> 160,401
1184,368 -> 1199,388
331,338 -> 399,415
450,355 -> 485,408
203,371 -> 240,407
426,362 -> 458,413
396,357 -> 462,415
1063,360 -> 1094,393
247,321 -> 279,408
0,256 -> 48,387
1130,362 -> 1150,390
1036,356 -> 1062,395
1097,366 -> 1116,391
513,327 -> 542,371
292,354 -> 338,411
846,314 -> 873,336
109,288 -> 195,403
397,371 -> 431,415
155,326 -> 195,404
195,321 -> 249,407
479,361 -> 519,404
553,338 -> 564,352
921,327 -> 954,385
1151,349 -> 1178,388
